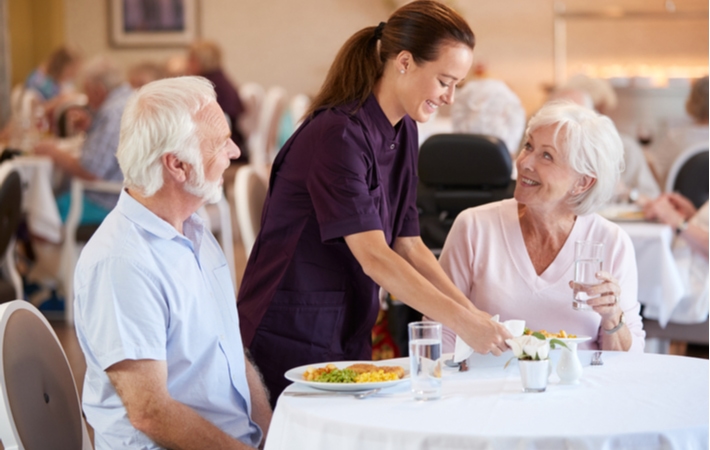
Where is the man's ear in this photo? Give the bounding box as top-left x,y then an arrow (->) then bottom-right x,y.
161,153 -> 189,184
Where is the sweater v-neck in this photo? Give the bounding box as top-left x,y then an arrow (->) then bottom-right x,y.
500,199 -> 582,292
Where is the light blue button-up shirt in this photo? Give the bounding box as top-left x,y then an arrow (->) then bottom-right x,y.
74,190 -> 262,449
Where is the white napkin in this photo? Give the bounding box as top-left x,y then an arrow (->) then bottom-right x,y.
453,315 -> 526,362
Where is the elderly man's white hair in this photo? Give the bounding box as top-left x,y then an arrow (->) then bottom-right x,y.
526,101 -> 625,216
451,79 -> 526,156
81,55 -> 124,92
562,74 -> 618,113
116,76 -> 216,197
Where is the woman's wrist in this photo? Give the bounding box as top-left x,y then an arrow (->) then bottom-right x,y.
601,310 -> 624,333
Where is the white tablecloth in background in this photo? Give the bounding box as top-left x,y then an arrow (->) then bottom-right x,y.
616,222 -> 686,326
265,351 -> 708,450
9,156 -> 62,243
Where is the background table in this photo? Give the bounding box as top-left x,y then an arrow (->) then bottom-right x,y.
265,351 -> 708,450
616,221 -> 692,327
9,156 -> 63,243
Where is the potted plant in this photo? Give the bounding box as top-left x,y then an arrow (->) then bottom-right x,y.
504,333 -> 568,393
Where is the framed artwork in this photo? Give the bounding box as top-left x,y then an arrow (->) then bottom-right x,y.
109,0 -> 199,48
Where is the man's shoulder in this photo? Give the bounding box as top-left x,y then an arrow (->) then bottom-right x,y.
78,210 -> 147,266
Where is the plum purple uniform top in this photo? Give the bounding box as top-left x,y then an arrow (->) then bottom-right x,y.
237,94 -> 420,403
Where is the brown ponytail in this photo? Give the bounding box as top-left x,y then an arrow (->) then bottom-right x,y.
307,0 -> 474,117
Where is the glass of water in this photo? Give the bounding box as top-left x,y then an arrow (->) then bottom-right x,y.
573,241 -> 604,311
408,321 -> 442,400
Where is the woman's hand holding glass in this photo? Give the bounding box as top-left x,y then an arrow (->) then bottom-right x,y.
569,270 -> 622,326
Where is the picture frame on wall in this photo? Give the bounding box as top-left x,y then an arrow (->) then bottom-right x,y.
109,0 -> 199,48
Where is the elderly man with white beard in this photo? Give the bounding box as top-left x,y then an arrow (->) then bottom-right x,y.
73,76 -> 271,449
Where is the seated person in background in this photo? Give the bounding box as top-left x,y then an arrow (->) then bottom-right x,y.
186,40 -> 247,159
438,101 -> 645,353
165,54 -> 187,77
34,56 -> 132,225
74,76 -> 271,449
643,193 -> 708,322
127,60 -> 166,89
647,76 -> 709,189
24,46 -> 82,112
450,78 -> 526,164
553,76 -> 661,200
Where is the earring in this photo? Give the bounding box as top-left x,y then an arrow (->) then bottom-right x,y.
400,69 -> 405,74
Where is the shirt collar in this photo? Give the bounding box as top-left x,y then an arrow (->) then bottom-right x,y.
359,93 -> 405,143
116,190 -> 205,248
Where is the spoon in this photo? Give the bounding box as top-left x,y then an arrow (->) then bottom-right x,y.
283,388 -> 382,399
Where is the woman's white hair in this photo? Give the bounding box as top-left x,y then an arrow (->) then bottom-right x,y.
526,101 -> 625,216
116,76 -> 216,197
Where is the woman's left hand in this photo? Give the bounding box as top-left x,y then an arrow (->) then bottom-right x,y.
569,270 -> 622,325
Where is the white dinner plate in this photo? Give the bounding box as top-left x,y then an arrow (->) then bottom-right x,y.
284,360 -> 410,392
548,335 -> 592,344
598,204 -> 645,222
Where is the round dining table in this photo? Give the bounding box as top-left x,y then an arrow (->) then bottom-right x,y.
264,350 -> 708,450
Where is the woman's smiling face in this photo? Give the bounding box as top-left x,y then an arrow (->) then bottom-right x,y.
395,42 -> 473,123
514,124 -> 585,214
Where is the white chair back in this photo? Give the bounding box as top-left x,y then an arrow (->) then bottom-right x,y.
233,165 -> 268,259
289,93 -> 311,131
238,82 -> 265,145
196,195 -> 237,287
0,300 -> 93,449
249,86 -> 288,179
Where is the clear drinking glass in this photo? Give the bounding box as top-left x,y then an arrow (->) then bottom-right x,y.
408,321 -> 442,400
573,241 -> 604,311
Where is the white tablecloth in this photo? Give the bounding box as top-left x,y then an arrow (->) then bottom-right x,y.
265,351 -> 708,450
616,222 -> 687,326
8,156 -> 63,243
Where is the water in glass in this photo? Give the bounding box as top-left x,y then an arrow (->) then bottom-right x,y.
409,338 -> 442,400
573,258 -> 602,310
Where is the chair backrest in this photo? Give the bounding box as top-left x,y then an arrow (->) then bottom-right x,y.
417,133 -> 514,250
0,167 -> 22,260
0,165 -> 24,302
196,195 -> 237,288
0,300 -> 92,449
238,82 -> 265,144
234,165 -> 268,258
288,93 -> 311,131
665,143 -> 709,209
249,86 -> 288,177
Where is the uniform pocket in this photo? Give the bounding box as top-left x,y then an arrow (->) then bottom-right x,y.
259,290 -> 346,353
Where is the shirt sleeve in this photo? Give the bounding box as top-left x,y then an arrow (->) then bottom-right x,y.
438,210 -> 477,353
307,116 -> 383,242
76,256 -> 169,371
607,226 -> 646,353
80,104 -> 122,180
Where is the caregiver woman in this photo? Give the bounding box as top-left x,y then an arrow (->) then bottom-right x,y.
237,0 -> 510,403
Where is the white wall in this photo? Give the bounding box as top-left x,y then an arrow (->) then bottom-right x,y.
64,0 -> 708,115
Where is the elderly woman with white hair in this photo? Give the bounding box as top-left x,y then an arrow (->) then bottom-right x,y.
439,101 -> 645,353
450,78 -> 526,159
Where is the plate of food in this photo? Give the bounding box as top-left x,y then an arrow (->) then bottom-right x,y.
598,204 -> 645,222
524,329 -> 592,344
285,360 -> 410,392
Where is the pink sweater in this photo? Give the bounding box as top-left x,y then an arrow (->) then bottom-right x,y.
439,199 -> 646,353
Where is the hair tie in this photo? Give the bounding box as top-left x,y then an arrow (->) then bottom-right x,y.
374,21 -> 386,40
